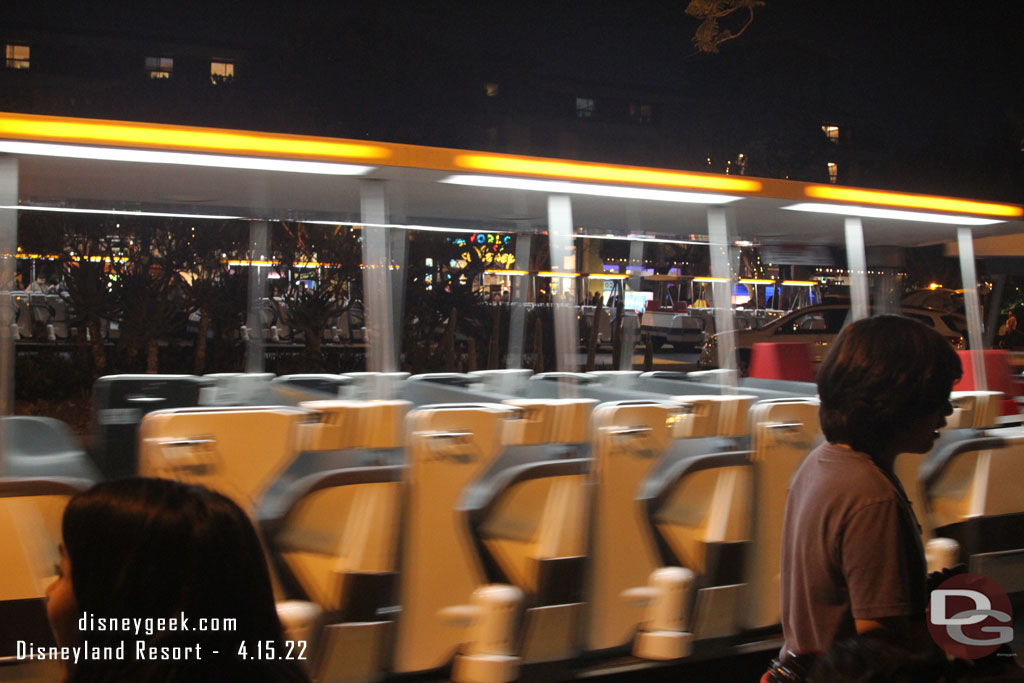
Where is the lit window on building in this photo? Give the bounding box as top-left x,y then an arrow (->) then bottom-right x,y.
576,97 -> 595,119
4,44 -> 30,70
484,82 -> 500,97
827,162 -> 838,184
629,102 -> 653,123
210,60 -> 235,84
822,125 -> 839,143
145,56 -> 173,79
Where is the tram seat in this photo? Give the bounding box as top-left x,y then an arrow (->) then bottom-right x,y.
335,401 -> 591,680
470,368 -> 533,395
587,370 -> 643,390
343,372 -> 410,401
12,292 -> 32,339
2,416 -> 100,481
403,374 -> 516,406
585,395 -> 755,657
638,370 -> 814,402
28,293 -> 54,339
199,372 -> 275,406
0,478 -> 90,678
254,401 -> 405,682
740,398 -> 822,630
47,294 -> 70,340
893,390 -> 1002,541
90,374 -> 209,478
595,307 -> 612,344
384,404 -> 522,678
748,342 -> 816,383
954,350 -> 1021,416
269,374 -> 355,404
920,432 -> 1024,598
137,406 -> 310,519
676,315 -> 705,332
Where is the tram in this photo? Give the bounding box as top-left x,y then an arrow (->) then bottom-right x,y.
1,112 -> 1023,681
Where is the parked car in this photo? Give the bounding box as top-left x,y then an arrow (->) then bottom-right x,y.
698,305 -> 968,374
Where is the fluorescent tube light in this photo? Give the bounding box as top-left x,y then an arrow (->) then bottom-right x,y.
783,203 -> 1002,226
1,205 -> 241,220
0,141 -> 375,176
441,174 -> 742,204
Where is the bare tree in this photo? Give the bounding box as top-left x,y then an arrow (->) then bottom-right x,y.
686,0 -> 765,53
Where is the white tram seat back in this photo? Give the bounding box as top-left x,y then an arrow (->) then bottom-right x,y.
501,398 -> 596,446
470,369 -> 533,395
391,403 -> 516,673
923,432 -> 1024,596
471,398 -> 593,665
271,400 -> 408,610
586,395 -> 756,654
669,393 -> 755,440
199,372 -> 275,406
585,400 -> 677,651
295,399 -> 408,452
740,398 -> 821,630
894,390 -> 1002,541
0,479 -> 89,679
137,406 -> 309,519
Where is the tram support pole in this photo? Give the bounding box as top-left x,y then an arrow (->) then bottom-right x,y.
506,231 -> 531,368
619,239 -> 645,371
708,207 -> 737,389
244,220 -> 269,373
361,180 -> 396,380
844,218 -> 869,322
0,155 -> 16,473
957,228 -> 986,391
547,195 -> 579,392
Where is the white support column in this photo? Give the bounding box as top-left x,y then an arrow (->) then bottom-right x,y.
844,218 -> 869,322
506,231 -> 532,368
958,228 -> 986,391
361,180 -> 396,377
0,155 -> 17,474
245,220 -> 269,373
547,195 -> 579,387
708,207 -> 737,388
621,239 -> 645,370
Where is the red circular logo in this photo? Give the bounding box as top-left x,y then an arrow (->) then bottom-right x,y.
927,572 -> 1013,659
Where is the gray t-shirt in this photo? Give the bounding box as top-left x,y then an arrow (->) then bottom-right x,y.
779,442 -> 927,659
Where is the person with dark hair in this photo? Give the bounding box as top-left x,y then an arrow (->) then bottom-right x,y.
766,315 -> 962,682
47,477 -> 310,682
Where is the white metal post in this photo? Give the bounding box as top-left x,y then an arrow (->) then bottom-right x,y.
547,195 -> 579,390
958,228 -> 986,391
0,156 -> 17,474
844,218 -> 869,322
708,207 -> 737,388
245,220 -> 269,373
361,180 -> 395,377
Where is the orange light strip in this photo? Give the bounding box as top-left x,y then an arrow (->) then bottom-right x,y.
805,185 -> 1022,218
782,280 -> 819,286
485,269 -> 528,276
455,154 -> 762,193
693,276 -> 731,283
0,112 -> 390,163
739,278 -> 775,285
537,271 -> 581,278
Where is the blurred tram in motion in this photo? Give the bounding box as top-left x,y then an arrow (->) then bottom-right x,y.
2,112 -> 1024,681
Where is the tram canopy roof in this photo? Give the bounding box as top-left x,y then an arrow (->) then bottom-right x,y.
2,111 -> 1023,249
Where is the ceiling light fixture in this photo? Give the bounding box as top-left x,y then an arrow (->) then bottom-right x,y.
0,141 -> 375,176
441,174 -> 742,204
783,203 -> 1002,226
